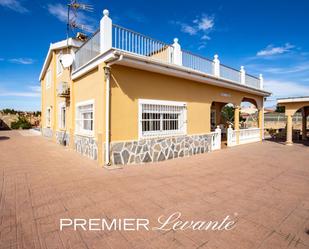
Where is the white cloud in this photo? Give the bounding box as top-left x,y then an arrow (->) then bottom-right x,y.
257,43 -> 295,57
263,63 -> 309,74
47,3 -> 67,22
201,35 -> 211,40
28,85 -> 41,93
194,16 -> 214,31
173,14 -> 215,49
0,85 -> 40,97
0,0 -> 28,13
181,24 -> 197,35
264,79 -> 309,98
9,58 -> 34,65
47,3 -> 95,33
0,91 -> 40,97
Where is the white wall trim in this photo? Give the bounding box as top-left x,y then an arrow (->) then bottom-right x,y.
39,38 -> 82,81
46,106 -> 52,128
58,101 -> 66,129
114,50 -> 271,97
71,50 -> 115,80
278,97 -> 309,104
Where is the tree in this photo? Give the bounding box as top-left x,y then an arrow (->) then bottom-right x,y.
221,105 -> 245,127
275,106 -> 285,113
11,117 -> 32,129
221,105 -> 235,125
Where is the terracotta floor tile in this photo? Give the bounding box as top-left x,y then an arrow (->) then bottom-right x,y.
0,131 -> 309,249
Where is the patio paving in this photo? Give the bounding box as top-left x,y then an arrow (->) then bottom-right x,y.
0,130 -> 309,249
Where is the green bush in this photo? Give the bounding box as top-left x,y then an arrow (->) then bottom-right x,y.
11,117 -> 32,129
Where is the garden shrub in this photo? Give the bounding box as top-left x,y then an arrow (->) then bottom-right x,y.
11,117 -> 32,129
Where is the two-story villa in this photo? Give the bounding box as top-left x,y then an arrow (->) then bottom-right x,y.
39,9 -> 271,166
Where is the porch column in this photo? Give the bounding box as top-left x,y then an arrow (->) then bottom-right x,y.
286,114 -> 293,145
258,108 -> 263,140
234,105 -> 240,144
302,108 -> 307,140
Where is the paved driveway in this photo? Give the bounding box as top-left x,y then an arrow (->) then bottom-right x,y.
0,131 -> 309,249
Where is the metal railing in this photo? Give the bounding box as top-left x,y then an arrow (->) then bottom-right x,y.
112,24 -> 173,63
182,50 -> 214,75
73,30 -> 100,71
220,64 -> 241,83
246,74 -> 260,89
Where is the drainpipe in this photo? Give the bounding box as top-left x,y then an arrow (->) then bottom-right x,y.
104,53 -> 123,166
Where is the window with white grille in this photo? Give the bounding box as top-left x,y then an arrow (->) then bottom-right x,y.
46,107 -> 51,127
139,99 -> 187,138
59,103 -> 66,129
76,100 -> 94,136
46,68 -> 51,89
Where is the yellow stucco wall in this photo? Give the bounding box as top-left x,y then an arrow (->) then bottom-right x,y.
279,101 -> 309,116
41,52 -> 56,129
41,57 -> 264,150
110,65 -> 263,142
73,66 -> 105,138
41,49 -> 74,136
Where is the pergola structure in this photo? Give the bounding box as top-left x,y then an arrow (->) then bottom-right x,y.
277,96 -> 309,145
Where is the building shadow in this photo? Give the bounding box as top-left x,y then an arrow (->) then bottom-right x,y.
0,136 -> 10,141
265,137 -> 309,146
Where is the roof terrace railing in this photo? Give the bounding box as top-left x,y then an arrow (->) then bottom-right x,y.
112,24 -> 174,64
245,74 -> 260,89
182,50 -> 214,75
220,64 -> 241,84
73,30 -> 100,70
72,9 -> 264,90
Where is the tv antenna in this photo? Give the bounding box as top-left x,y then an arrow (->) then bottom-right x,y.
66,0 -> 94,40
61,0 -> 94,68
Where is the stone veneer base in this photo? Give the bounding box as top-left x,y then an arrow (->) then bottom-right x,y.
42,128 -> 53,138
74,135 -> 98,160
110,133 -> 213,165
55,131 -> 70,146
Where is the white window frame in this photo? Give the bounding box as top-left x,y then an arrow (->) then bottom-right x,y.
46,106 -> 51,128
138,99 -> 187,139
58,102 -> 66,129
46,67 -> 51,89
56,53 -> 63,76
75,99 -> 95,137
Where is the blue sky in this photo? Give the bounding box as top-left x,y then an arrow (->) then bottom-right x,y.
0,0 -> 309,111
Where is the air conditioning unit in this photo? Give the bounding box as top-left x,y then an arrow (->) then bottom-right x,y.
57,82 -> 70,97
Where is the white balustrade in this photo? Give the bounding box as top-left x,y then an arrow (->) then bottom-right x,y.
182,50 -> 214,75
227,126 -> 262,147
220,64 -> 241,83
112,24 -> 174,64
227,125 -> 237,147
73,30 -> 100,71
211,126 -> 221,151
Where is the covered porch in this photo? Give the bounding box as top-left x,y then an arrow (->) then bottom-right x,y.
211,97 -> 264,148
277,97 -> 309,145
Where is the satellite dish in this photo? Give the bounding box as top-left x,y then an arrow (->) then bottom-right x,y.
60,54 -> 74,68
